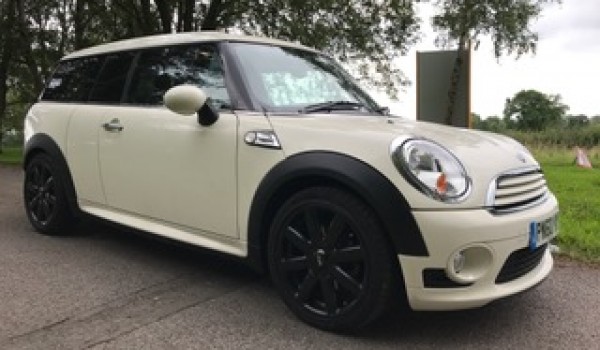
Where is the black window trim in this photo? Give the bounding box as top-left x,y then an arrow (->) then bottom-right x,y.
40,41 -> 240,111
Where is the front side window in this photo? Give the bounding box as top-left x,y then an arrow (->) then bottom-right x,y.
229,43 -> 380,114
126,44 -> 230,109
41,56 -> 104,102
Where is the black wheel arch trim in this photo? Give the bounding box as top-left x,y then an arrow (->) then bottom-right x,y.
247,151 -> 429,272
23,133 -> 80,217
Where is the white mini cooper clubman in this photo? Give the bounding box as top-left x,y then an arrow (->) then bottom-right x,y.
23,32 -> 559,332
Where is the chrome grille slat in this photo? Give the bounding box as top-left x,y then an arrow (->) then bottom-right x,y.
497,173 -> 544,188
488,168 -> 548,213
495,180 -> 546,198
494,187 -> 547,207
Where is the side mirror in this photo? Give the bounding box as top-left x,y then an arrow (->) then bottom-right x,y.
164,85 -> 219,126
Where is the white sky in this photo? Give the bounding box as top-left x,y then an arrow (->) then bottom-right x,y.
374,0 -> 600,119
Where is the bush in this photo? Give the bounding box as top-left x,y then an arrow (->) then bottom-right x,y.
1,129 -> 24,148
503,124 -> 600,149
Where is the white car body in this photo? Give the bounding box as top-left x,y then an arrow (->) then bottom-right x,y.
23,32 -> 558,331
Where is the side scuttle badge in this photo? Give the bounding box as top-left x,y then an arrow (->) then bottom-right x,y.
244,130 -> 281,149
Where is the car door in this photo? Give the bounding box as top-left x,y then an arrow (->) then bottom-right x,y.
98,43 -> 238,238
66,52 -> 134,206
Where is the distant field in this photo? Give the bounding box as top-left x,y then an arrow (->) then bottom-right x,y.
532,147 -> 600,263
0,147 -> 22,165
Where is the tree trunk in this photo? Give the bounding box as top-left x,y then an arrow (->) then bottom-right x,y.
176,0 -> 183,31
155,0 -> 173,33
445,35 -> 467,126
73,0 -> 86,49
139,0 -> 154,35
0,0 -> 17,154
182,0 -> 194,31
16,0 -> 44,95
201,0 -> 223,30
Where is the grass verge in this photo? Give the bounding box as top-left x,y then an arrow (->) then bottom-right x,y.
0,147 -> 23,165
532,147 -> 600,263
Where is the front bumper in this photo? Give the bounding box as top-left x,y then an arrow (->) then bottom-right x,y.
399,193 -> 559,311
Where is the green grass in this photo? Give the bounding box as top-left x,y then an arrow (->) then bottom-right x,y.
0,146 -> 23,165
532,147 -> 600,263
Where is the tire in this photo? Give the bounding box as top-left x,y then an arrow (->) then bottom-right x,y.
23,153 -> 75,235
268,187 -> 397,332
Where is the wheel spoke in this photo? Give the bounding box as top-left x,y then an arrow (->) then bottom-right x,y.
41,200 -> 51,221
332,266 -> 362,296
34,201 -> 45,221
303,208 -> 321,242
331,246 -> 364,264
43,176 -> 54,191
320,275 -> 338,315
47,193 -> 57,206
281,256 -> 309,271
296,272 -> 319,302
29,194 -> 41,209
285,226 -> 310,253
323,213 -> 345,248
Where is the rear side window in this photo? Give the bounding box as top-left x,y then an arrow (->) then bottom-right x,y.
126,44 -> 230,108
41,57 -> 104,102
89,52 -> 135,103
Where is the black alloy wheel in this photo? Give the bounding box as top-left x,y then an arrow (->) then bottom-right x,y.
24,154 -> 73,235
268,187 -> 396,332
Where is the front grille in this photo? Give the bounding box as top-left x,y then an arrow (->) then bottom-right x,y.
495,244 -> 547,284
488,168 -> 548,213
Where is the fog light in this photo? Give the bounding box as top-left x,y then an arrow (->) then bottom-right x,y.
446,245 -> 493,284
453,251 -> 466,273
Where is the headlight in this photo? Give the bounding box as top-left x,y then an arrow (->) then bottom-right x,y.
391,138 -> 470,203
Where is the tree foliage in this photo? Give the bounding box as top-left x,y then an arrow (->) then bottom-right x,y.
0,1 -> 424,150
431,0 -> 560,124
503,89 -> 568,131
474,115 -> 506,132
3,0 -> 420,99
0,0 -> 565,151
566,114 -> 589,128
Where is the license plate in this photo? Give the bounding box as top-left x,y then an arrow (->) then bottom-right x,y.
529,214 -> 558,250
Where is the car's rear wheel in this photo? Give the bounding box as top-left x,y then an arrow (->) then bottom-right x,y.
268,187 -> 396,332
24,153 -> 74,235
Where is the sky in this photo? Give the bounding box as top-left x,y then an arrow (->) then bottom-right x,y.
374,0 -> 600,119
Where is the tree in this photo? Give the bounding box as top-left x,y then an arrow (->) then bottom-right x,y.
0,0 -> 422,150
0,0 -> 17,153
503,90 -> 567,131
470,112 -> 481,128
206,0 -> 421,96
431,0 -> 560,125
69,1 -> 420,96
565,114 -> 589,128
473,115 -> 506,132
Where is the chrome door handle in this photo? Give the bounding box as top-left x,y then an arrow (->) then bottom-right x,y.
102,118 -> 124,132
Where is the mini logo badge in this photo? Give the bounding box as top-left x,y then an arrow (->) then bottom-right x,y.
517,152 -> 528,163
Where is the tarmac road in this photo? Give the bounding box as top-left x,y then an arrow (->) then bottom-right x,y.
1,164 -> 599,349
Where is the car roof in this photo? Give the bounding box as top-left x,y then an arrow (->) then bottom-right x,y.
63,31 -> 318,60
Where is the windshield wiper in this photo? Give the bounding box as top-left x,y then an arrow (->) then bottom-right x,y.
300,100 -> 366,114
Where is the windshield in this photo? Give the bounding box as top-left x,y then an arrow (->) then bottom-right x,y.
229,42 -> 382,114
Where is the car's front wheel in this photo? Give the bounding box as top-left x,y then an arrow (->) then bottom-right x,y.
268,187 -> 397,332
24,153 -> 74,235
